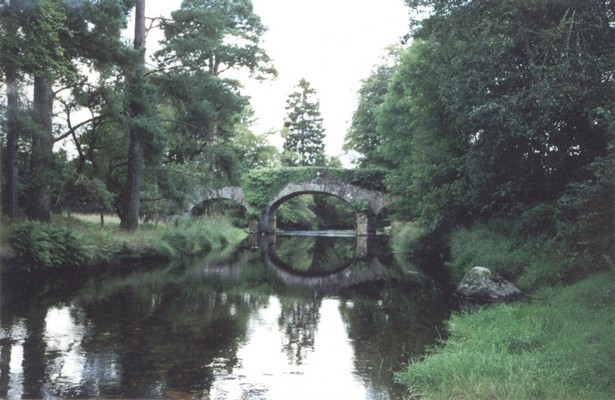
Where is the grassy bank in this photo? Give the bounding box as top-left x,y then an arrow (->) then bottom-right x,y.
393,219 -> 614,399
398,272 -> 615,399
2,214 -> 248,270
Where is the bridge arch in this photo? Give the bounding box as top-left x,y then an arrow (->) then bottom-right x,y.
194,186 -> 250,210
259,179 -> 392,236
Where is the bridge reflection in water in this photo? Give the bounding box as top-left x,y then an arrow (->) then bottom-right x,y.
251,235 -> 402,293
188,234 -> 413,293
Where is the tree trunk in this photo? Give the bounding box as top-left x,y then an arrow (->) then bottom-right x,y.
27,76 -> 54,222
119,0 -> 146,231
3,3 -> 19,218
5,69 -> 19,218
120,131 -> 143,231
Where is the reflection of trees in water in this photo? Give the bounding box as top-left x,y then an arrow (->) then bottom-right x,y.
0,268 -> 264,399
76,283 -> 258,398
339,280 -> 451,398
274,236 -> 355,274
275,237 -> 315,271
278,299 -> 322,365
313,237 -> 355,272
21,308 -> 46,399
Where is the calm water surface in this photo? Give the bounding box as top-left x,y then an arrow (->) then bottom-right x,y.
0,235 -> 452,399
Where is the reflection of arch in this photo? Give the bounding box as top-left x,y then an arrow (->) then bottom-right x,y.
260,236 -> 389,292
266,243 -> 356,277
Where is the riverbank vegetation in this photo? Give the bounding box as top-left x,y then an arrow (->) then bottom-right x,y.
398,272 -> 615,399
352,1 -> 614,398
391,210 -> 614,398
4,214 -> 247,270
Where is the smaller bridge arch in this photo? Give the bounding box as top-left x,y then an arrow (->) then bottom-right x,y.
196,186 -> 250,210
191,186 -> 258,232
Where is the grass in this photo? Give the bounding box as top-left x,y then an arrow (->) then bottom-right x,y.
446,220 -> 609,292
449,224 -> 526,279
397,272 -> 615,399
391,215 -> 614,399
4,213 -> 248,269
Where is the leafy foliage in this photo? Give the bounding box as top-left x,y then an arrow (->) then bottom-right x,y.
156,0 -> 275,79
7,215 -> 246,270
62,175 -> 114,213
10,220 -> 92,269
344,45 -> 402,168
377,0 -> 614,231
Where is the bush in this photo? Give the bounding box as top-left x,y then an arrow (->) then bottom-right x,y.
391,221 -> 425,254
10,220 -> 92,269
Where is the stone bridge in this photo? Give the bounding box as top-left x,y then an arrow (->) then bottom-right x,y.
195,176 -> 394,236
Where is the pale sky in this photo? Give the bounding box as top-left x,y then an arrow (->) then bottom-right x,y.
145,0 -> 410,159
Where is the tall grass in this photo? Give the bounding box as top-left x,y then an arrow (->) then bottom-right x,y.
6,214 -> 247,269
398,272 -> 615,399
448,223 -> 529,281
447,220 -> 592,291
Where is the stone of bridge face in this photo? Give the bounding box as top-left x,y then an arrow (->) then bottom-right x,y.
199,177 -> 391,234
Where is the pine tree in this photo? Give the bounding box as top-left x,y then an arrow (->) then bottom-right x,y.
282,78 -> 326,166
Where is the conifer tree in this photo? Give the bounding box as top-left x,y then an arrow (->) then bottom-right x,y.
282,78 -> 326,166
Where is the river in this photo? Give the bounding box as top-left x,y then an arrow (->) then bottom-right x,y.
0,234 -> 453,399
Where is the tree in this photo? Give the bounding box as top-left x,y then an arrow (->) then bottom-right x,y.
22,0 -> 71,222
119,0 -> 150,231
0,0 -> 136,220
282,78 -> 326,166
344,45 -> 402,168
0,0 -> 19,217
153,0 -> 275,191
231,126 -> 281,172
380,0 -> 615,228
156,0 -> 275,79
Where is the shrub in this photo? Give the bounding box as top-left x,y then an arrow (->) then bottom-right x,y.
10,220 -> 92,269
391,221 -> 424,255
